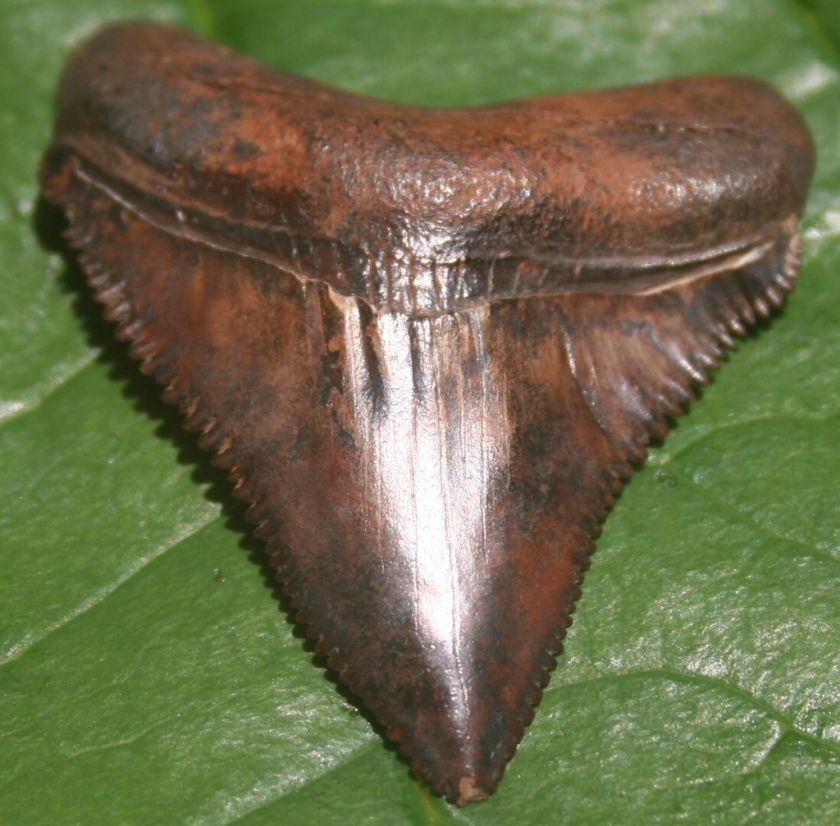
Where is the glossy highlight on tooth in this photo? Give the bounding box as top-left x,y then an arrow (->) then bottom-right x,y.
40,22 -> 814,805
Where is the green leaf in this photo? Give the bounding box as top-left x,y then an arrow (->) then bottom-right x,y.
2,1 -> 839,823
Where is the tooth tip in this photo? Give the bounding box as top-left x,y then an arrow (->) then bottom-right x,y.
454,775 -> 492,805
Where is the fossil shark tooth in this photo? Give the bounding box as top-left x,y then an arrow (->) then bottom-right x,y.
40,22 -> 814,805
